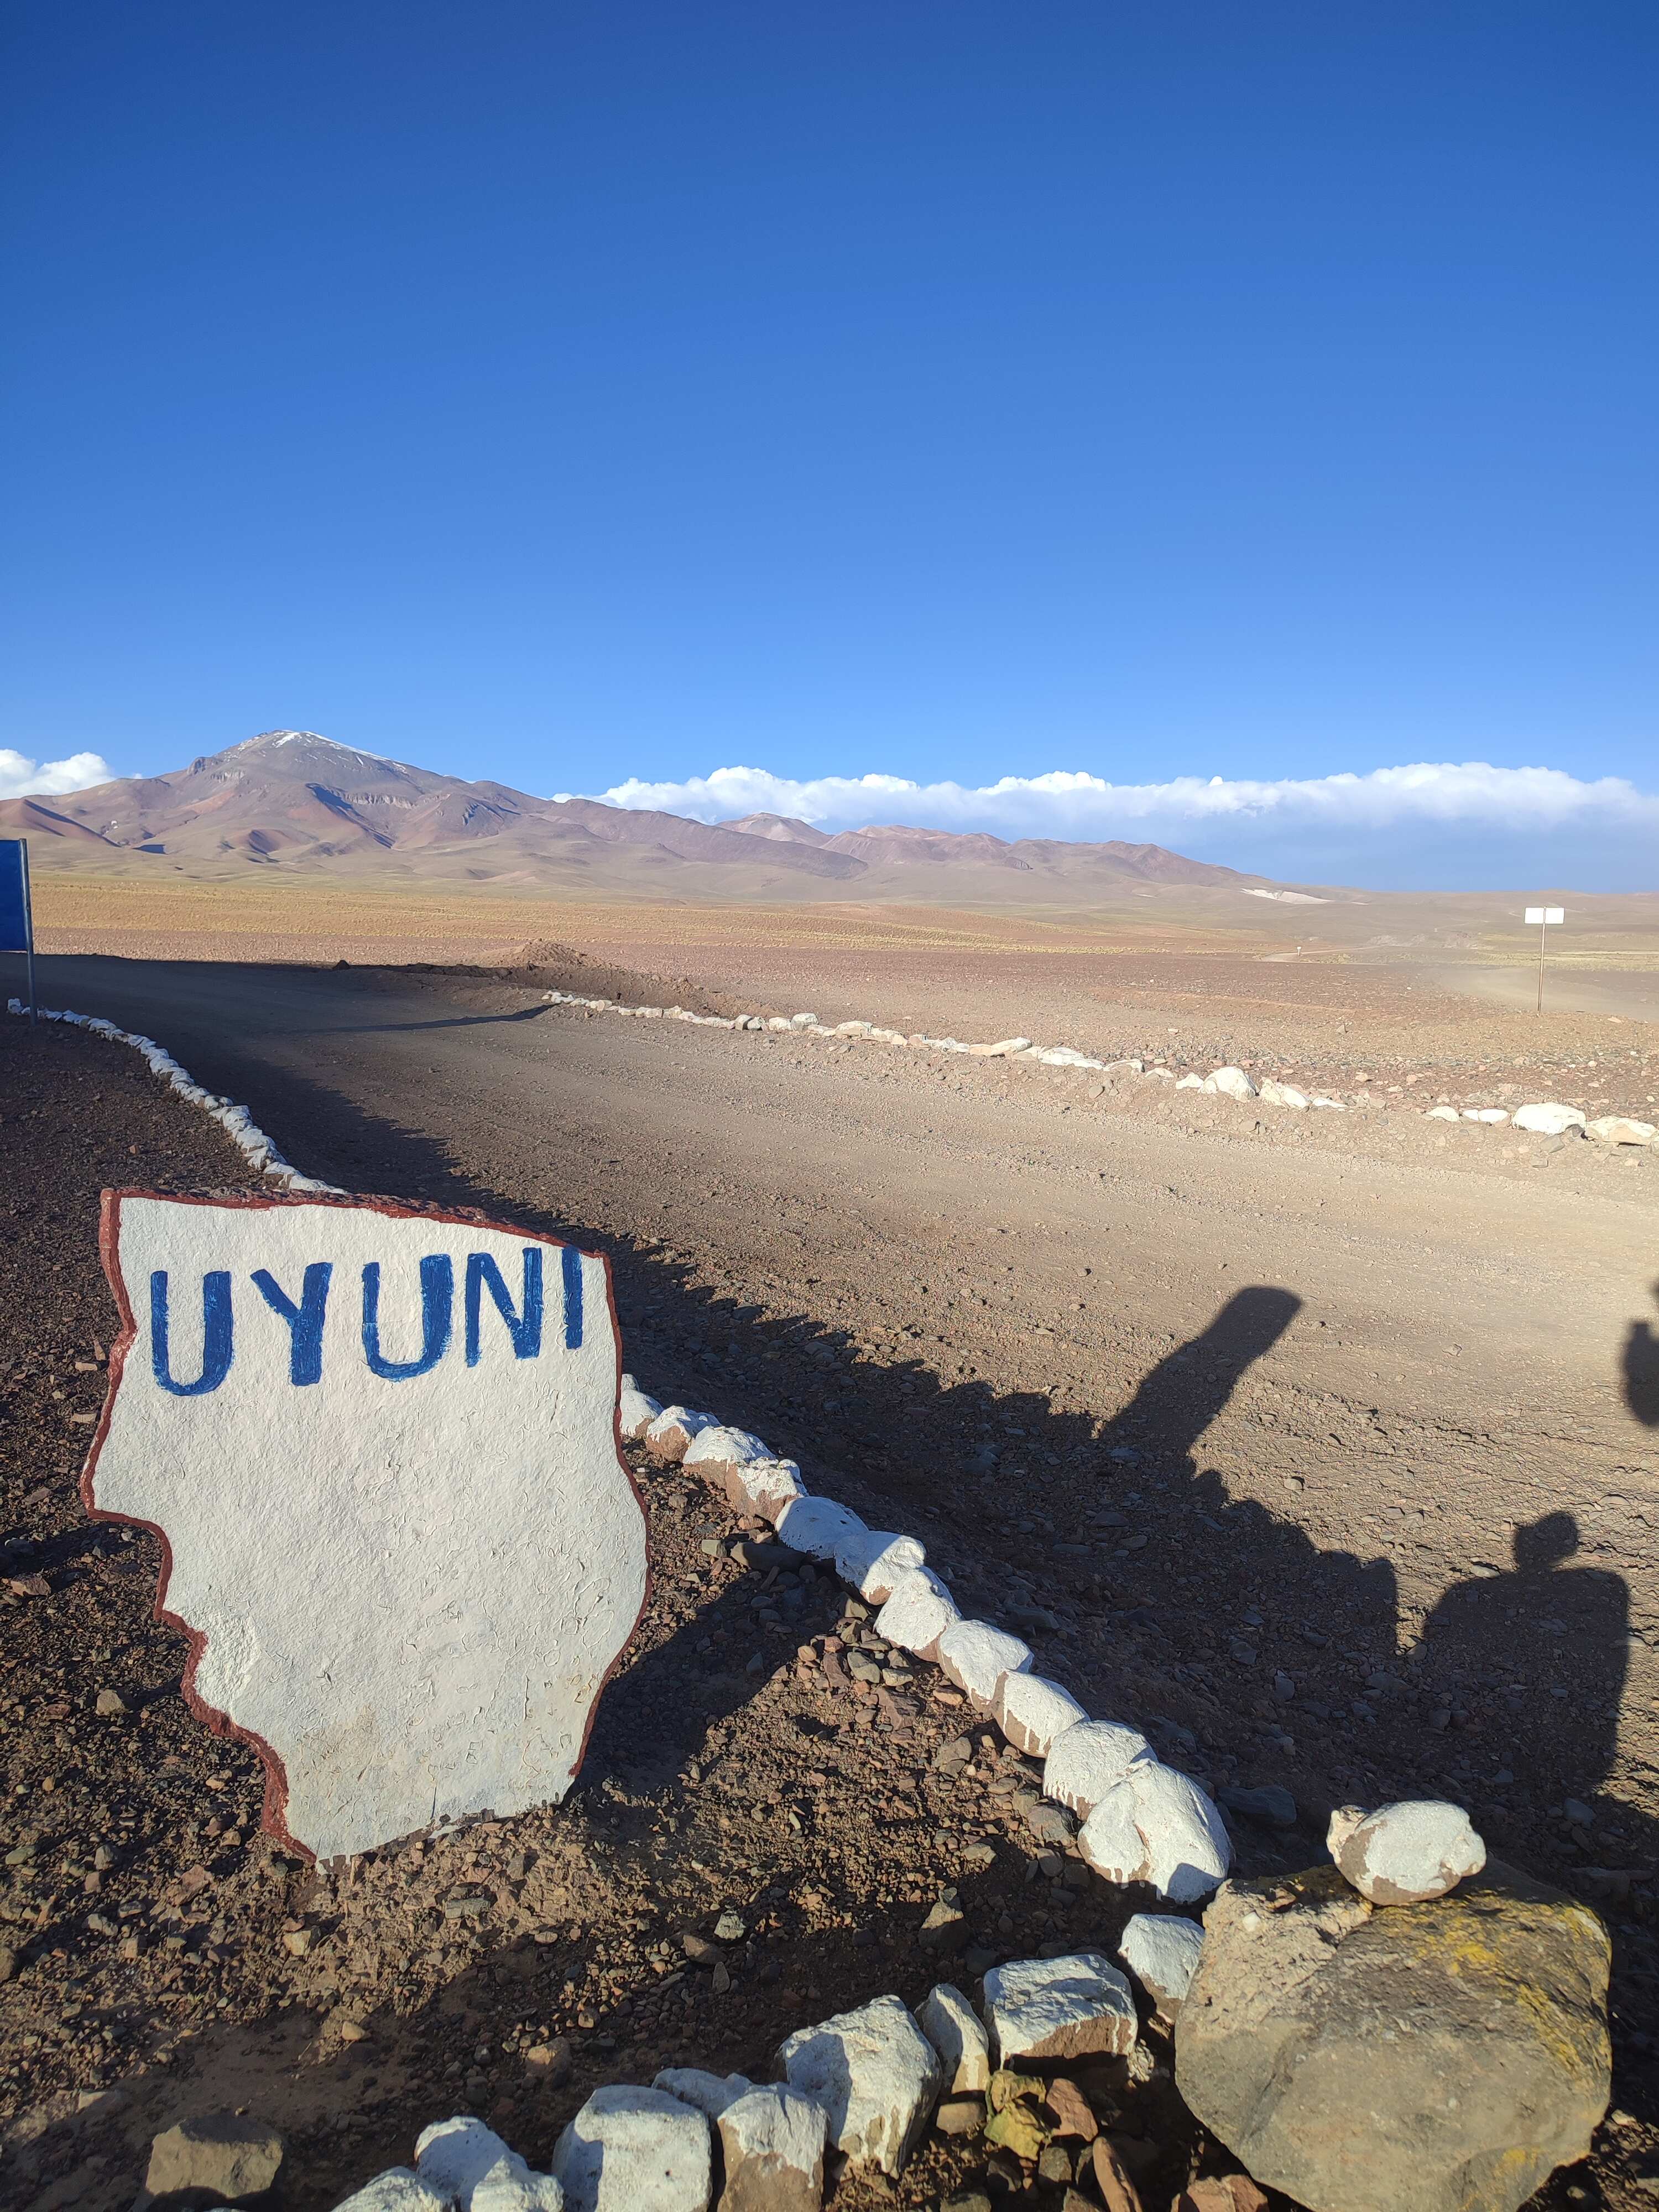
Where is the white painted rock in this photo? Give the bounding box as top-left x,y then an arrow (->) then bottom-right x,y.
969,1037 -> 1032,1057
1588,1116 -> 1656,1145
334,2173 -> 450,2212
88,1197 -> 646,1861
1512,1102 -> 1586,1136
1039,1047 -> 1102,1068
774,1493 -> 866,1560
936,1619 -> 1032,1708
874,1567 -> 961,1660
833,1525 -> 926,1604
682,1426 -> 772,1480
993,1671 -> 1087,1758
1078,1761 -> 1232,1902
1258,1079 -> 1309,1110
618,1385 -> 662,1441
645,1406 -> 716,1461
1464,1107 -> 1510,1124
776,1992 -> 943,2176
652,2068 -> 753,2119
917,1980 -> 991,2093
1202,1066 -> 1258,1099
550,2086 -> 712,2212
1042,1718 -> 1153,1818
1118,1912 -> 1204,2013
416,2119 -> 564,2209
716,2086 -> 828,2212
726,1458 -> 805,1521
981,1952 -> 1139,2065
1425,1105 -> 1459,1122
1175,1072 -> 1205,1090
1327,1799 -> 1486,1905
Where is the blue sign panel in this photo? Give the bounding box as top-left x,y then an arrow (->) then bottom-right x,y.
0,842 -> 29,954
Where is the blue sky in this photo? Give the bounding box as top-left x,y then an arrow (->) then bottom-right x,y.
2,2 -> 1655,886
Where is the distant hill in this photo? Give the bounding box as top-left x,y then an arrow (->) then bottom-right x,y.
1,729 -> 1273,904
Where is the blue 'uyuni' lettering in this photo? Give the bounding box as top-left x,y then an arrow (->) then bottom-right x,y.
361,1254 -> 454,1380
150,1269 -> 234,1396
251,1261 -> 332,1385
465,1248 -> 543,1366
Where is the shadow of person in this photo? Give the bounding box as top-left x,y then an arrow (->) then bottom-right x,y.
1097,1285 -> 1400,1661
1421,1513 -> 1629,1818
1102,1285 -> 1303,1469
1624,1281 -> 1659,1426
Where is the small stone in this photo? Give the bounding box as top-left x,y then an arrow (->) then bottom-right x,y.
525,2039 -> 572,2086
1218,1785 -> 1296,1828
283,1927 -> 314,1956
716,2084 -> 827,2212
919,1980 -> 992,2093
417,2116 -> 565,2209
93,1687 -> 128,1717
935,2095 -> 984,2136
1043,2077 -> 1099,2141
1118,1912 -> 1204,2013
618,1385 -> 663,1441
983,2083 -> 1050,2162
774,1493 -> 866,1559
145,2111 -> 285,2204
1091,2137 -> 1147,2212
335,2172 -> 450,2212
777,1992 -> 943,2176
653,2067 -> 752,2119
1078,1760 -> 1231,1902
1039,2142 -> 1076,2182
982,1952 -> 1139,2066
1202,1067 -> 1259,1100
0,1947 -> 17,1983
1176,2180 -> 1270,2212
834,1525 -> 927,1603
1512,1102 -> 1586,1136
937,1620 -> 1034,1708
1043,1719 -> 1153,1818
551,2085 -> 712,2210
942,2194 -> 993,2212
1327,1799 -> 1485,1905
875,1567 -> 961,1660
994,1672 -> 1088,1757
644,1406 -> 716,1463
1562,1797 -> 1595,1829
713,1911 -> 746,1942
7,1573 -> 49,1598
1587,1116 -> 1655,1145
919,1899 -> 968,1953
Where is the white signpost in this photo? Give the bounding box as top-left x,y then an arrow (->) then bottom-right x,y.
1524,905 -> 1565,1013
84,1192 -> 648,1862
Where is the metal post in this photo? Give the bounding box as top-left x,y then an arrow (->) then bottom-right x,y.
20,839 -> 35,1027
1537,914 -> 1545,1015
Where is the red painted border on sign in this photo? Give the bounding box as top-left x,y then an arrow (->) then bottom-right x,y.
85,1186 -> 652,1867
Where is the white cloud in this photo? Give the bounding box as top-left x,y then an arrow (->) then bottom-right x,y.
0,749 -> 113,802
588,757 -> 1659,832
585,759 -> 1659,842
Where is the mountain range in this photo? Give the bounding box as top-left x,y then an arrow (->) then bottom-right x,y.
1,731 -> 1275,903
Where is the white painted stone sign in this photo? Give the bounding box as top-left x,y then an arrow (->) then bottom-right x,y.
84,1191 -> 648,1861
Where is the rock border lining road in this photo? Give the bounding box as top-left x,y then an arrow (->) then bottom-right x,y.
538,990 -> 1652,1147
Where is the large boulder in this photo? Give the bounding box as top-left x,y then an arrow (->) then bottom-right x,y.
1175,1861 -> 1611,2212
146,2112 -> 285,2204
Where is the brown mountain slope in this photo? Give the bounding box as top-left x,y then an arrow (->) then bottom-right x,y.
1,729 -> 1274,905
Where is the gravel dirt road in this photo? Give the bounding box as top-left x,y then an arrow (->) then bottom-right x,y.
7,951 -> 1659,2206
